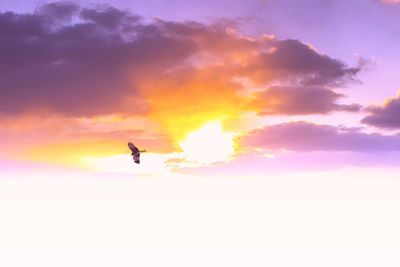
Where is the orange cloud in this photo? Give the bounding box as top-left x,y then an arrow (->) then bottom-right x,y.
138,67 -> 246,140
0,114 -> 174,167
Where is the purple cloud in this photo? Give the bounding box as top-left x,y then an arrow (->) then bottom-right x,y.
362,92 -> 400,129
0,3 -> 196,116
250,86 -> 360,115
0,2 -> 362,117
36,1 -> 79,20
244,39 -> 360,86
242,39 -> 361,115
241,121 -> 400,152
175,121 -> 400,175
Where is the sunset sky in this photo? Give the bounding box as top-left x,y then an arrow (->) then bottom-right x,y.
1,1 -> 400,266
0,0 -> 400,174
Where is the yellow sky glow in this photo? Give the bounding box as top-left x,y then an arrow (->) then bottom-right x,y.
77,121 -> 237,174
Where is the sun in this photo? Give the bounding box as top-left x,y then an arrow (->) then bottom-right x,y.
179,122 -> 235,164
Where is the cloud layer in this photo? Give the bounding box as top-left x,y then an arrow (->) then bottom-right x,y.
0,2 -> 360,120
241,121 -> 400,152
0,3 -> 194,116
0,2 -> 372,168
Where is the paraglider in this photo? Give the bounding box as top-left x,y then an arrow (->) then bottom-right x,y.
128,142 -> 146,164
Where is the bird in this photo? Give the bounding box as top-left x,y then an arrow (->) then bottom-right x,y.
127,142 -> 146,164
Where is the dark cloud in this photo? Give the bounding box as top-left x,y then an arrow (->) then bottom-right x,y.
0,3 -> 196,116
241,39 -> 361,116
241,121 -> 400,152
36,1 -> 79,21
249,86 -> 360,115
362,92 -> 400,129
0,2 -> 361,117
79,6 -> 140,29
244,39 -> 360,86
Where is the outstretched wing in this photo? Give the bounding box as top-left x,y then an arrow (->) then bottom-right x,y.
128,142 -> 141,164
128,142 -> 139,154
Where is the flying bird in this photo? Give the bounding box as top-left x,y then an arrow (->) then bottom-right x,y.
128,142 -> 146,164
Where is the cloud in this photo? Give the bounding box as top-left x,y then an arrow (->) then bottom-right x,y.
380,0 -> 400,4
0,113 -> 176,163
35,1 -> 79,20
361,91 -> 400,129
79,5 -> 140,29
243,39 -> 360,86
0,3 -> 196,116
0,2 -> 360,119
241,121 -> 400,152
174,121 -> 400,174
240,39 -> 361,116
249,85 -> 360,115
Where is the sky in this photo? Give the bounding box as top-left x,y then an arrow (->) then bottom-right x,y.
1,1 -> 400,266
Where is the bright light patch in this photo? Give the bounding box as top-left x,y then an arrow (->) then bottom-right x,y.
179,122 -> 235,164
82,153 -> 173,175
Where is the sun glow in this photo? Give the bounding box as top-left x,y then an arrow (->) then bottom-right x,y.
179,122 -> 235,164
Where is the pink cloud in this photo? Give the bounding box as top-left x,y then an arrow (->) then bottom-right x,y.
380,0 -> 400,4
